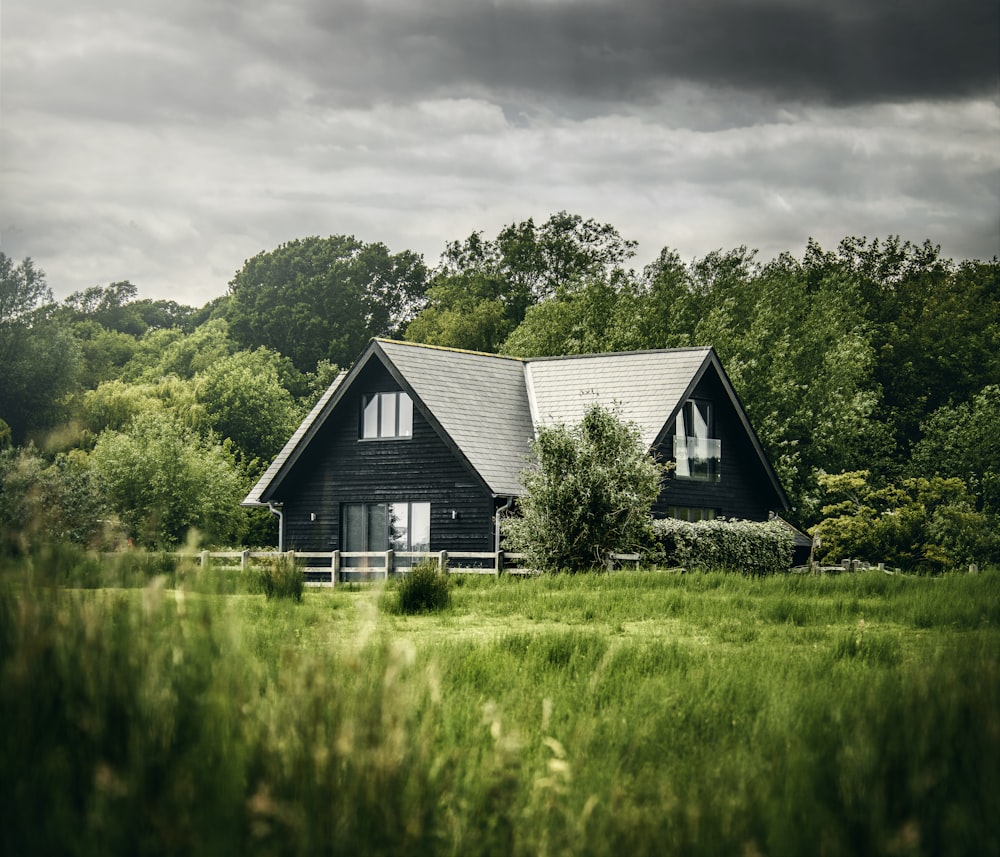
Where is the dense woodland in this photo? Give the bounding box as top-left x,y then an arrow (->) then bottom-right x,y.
1,213 -> 998,568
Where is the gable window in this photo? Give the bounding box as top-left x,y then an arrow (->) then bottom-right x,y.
673,399 -> 721,481
361,391 -> 413,439
342,501 -> 430,567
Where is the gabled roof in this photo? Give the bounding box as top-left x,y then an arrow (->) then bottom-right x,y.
243,339 -> 789,509
376,340 -> 534,497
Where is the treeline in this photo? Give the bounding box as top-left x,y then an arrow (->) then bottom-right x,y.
1,213 -> 998,563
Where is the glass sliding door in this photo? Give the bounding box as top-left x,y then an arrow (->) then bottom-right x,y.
342,501 -> 431,570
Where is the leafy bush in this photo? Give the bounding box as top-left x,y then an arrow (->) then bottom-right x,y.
503,404 -> 664,573
253,556 -> 304,601
0,445 -> 114,554
811,470 -> 1000,572
394,560 -> 451,614
89,411 -> 246,549
651,517 -> 794,576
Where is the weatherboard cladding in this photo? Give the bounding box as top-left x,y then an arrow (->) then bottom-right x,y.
280,357 -> 496,553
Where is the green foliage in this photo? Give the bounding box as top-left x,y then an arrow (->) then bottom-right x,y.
68,322 -> 140,390
252,556 -> 304,601
0,254 -> 81,443
226,235 -> 428,371
122,317 -> 237,381
812,470 -> 999,571
195,348 -> 302,465
0,446 -> 113,554
840,237 -> 1000,455
406,212 -> 636,353
390,560 -> 452,614
911,384 -> 1000,513
503,404 -> 663,572
500,274 -> 633,358
651,517 -> 794,576
61,281 -> 148,336
89,411 -> 245,549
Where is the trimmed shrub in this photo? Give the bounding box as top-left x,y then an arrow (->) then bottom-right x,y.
395,561 -> 451,614
253,556 -> 304,601
652,517 -> 793,576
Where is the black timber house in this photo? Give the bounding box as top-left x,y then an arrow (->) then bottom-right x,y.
243,339 -> 791,554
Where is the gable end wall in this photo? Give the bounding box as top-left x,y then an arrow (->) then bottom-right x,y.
275,360 -> 496,552
653,368 -> 781,520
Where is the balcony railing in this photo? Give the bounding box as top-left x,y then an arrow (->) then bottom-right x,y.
673,436 -> 721,481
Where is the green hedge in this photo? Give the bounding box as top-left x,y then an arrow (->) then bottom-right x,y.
651,517 -> 794,576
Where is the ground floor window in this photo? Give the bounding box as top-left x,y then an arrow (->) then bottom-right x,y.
667,506 -> 719,523
342,501 -> 430,567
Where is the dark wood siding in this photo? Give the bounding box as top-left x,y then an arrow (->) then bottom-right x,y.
274,359 -> 496,552
653,368 -> 783,521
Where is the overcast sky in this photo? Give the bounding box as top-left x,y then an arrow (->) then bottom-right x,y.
2,0 -> 998,307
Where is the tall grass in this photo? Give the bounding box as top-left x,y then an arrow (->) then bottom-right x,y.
2,554 -> 997,855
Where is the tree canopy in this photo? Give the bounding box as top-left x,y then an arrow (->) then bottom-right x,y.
225,235 -> 427,371
0,220 -> 997,562
405,212 -> 636,353
0,254 -> 80,443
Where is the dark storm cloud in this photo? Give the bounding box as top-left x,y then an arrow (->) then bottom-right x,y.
293,0 -> 998,109
2,0 -> 996,303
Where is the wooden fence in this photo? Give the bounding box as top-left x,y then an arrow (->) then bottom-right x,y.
193,549 -> 641,586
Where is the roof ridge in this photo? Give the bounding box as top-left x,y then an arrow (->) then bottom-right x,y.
524,345 -> 713,363
376,338 -> 715,364
374,338 -> 524,362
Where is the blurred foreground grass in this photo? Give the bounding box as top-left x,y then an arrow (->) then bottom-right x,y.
2,548 -> 998,856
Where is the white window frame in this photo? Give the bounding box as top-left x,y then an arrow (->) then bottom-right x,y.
360,391 -> 413,440
673,399 -> 721,482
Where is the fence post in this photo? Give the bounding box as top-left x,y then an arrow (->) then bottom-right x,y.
331,550 -> 340,587
438,550 -> 448,573
385,550 -> 394,581
495,550 -> 503,577
199,550 -> 209,568
241,550 -> 249,570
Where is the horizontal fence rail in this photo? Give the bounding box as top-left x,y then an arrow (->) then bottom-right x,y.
185,549 -> 641,585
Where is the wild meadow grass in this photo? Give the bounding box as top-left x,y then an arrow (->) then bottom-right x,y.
1,550 -> 998,856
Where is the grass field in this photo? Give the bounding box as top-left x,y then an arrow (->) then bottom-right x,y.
2,551 -> 998,856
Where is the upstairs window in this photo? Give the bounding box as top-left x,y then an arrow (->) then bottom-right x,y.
673,399 -> 721,481
361,391 -> 413,439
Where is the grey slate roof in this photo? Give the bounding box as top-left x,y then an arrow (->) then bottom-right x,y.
526,348 -> 712,450
243,339 -> 761,504
376,340 -> 534,497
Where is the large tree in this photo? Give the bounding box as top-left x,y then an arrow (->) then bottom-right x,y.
911,385 -> 1000,514
406,212 -> 637,353
0,254 -> 79,443
225,236 -> 427,371
837,237 -> 1000,456
195,348 -> 302,467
